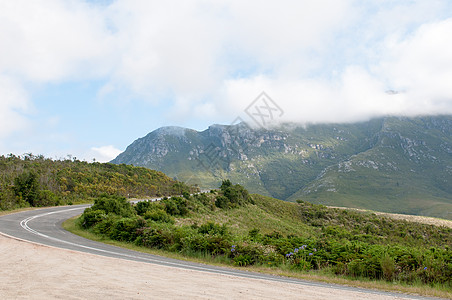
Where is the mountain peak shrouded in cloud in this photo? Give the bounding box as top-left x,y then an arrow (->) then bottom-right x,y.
1,1 -> 452,159
111,115 -> 452,219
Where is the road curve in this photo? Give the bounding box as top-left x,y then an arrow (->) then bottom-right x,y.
0,205 -> 439,299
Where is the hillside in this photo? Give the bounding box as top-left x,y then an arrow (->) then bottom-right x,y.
111,116 -> 452,219
0,154 -> 193,210
75,185 -> 452,294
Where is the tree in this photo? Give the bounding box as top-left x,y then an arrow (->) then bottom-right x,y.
13,171 -> 40,206
220,179 -> 232,191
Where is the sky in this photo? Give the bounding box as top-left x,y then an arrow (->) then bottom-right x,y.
1,0 -> 452,162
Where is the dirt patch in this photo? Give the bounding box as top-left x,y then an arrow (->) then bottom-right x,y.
0,235 -> 407,299
329,207 -> 452,229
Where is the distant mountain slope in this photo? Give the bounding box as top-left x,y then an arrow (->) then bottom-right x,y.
111,116 -> 452,219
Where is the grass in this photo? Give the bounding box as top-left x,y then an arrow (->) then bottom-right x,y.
185,196 -> 315,237
62,216 -> 451,299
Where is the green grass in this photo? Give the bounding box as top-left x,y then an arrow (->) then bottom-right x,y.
184,195 -> 315,237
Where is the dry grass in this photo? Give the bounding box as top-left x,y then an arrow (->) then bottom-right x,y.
329,206 -> 452,228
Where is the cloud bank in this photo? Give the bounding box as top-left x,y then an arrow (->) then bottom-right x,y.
89,145 -> 122,163
1,0 -> 452,155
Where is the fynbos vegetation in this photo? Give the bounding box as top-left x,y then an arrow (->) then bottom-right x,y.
78,181 -> 451,289
0,154 -> 193,210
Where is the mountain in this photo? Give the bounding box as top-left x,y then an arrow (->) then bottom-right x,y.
111,116 -> 452,219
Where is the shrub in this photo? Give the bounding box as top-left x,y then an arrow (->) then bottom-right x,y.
137,224 -> 178,249
221,180 -> 250,207
80,208 -> 107,228
290,258 -> 312,271
144,209 -> 174,223
215,195 -> 229,209
91,194 -> 134,217
194,193 -> 210,206
109,217 -> 144,242
381,252 -> 397,281
162,197 -> 188,216
215,180 -> 252,209
249,228 -> 260,241
234,254 -> 253,266
180,233 -> 209,253
92,215 -> 117,235
198,222 -> 228,236
135,200 -> 152,215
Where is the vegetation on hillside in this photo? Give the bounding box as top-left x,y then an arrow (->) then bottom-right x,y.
78,181 -> 451,290
0,154 -> 194,210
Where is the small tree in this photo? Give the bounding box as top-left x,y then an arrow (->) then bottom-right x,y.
13,171 -> 40,206
220,179 -> 232,191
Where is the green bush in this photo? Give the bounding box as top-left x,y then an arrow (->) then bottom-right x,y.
380,252 -> 397,281
144,209 -> 174,223
137,223 -> 178,249
234,254 -> 253,266
91,194 -> 134,217
162,197 -> 188,216
92,215 -> 117,235
109,217 -> 143,242
218,180 -> 251,208
80,208 -> 107,228
13,171 -> 40,206
135,200 -> 152,215
215,195 -> 229,209
198,222 -> 228,236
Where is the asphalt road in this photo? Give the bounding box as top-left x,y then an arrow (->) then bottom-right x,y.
0,205 -> 440,299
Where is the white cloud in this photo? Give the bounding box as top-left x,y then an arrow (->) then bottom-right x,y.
0,75 -> 30,138
89,145 -> 122,163
97,0 -> 357,103
1,0 -> 452,158
183,12 -> 452,125
379,18 -> 452,111
0,0 -> 114,82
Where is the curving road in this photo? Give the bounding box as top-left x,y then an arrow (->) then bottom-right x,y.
0,205 -> 440,299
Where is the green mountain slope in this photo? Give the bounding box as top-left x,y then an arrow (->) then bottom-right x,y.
111,116 -> 452,219
290,116 -> 452,219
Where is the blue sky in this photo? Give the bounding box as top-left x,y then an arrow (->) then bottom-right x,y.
1,0 -> 452,162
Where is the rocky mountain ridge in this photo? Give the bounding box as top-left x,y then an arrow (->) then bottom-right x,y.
112,115 -> 452,219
